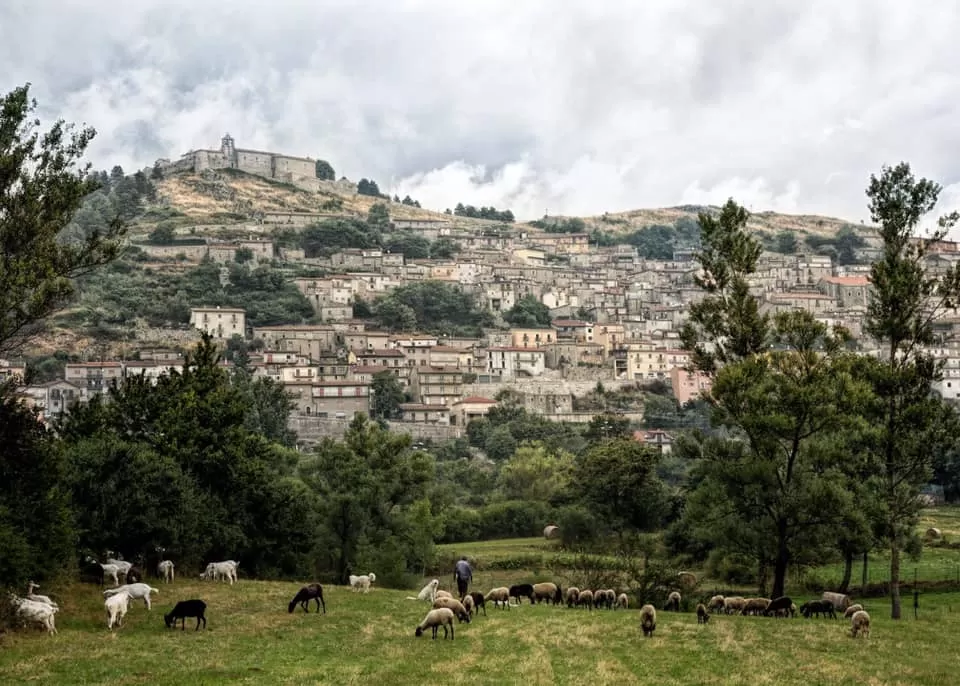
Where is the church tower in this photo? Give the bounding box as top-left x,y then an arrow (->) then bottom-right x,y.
220,133 -> 237,167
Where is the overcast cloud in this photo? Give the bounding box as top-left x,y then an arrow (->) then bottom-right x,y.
3,0 -> 960,225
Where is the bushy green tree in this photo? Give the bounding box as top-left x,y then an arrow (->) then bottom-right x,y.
503,294 -> 551,328
370,371 -> 405,421
498,442 -> 572,502
315,159 -> 335,180
367,202 -> 390,231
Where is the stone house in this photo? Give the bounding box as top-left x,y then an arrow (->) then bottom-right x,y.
818,276 -> 872,308
487,347 -> 547,379
398,403 -> 451,425
284,379 -> 371,418
253,325 -> 337,360
450,396 -> 497,428
410,366 -> 464,407
190,306 -> 246,339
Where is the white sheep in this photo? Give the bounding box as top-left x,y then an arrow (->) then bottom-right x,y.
157,560 -> 175,583
462,594 -> 476,616
843,603 -> 864,619
349,572 -> 376,593
407,579 -> 439,602
415,607 -> 456,639
723,596 -> 746,615
707,595 -> 725,613
616,593 -> 629,610
106,557 -> 133,576
25,582 -> 58,610
484,587 -> 511,609
11,596 -> 58,635
851,609 -> 870,638
435,590 -> 453,600
432,596 -> 471,623
103,583 -> 159,610
821,591 -> 851,612
640,604 -> 657,637
105,591 -> 132,630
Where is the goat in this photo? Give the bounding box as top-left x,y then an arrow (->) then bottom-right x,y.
288,584 -> 326,614
165,599 -> 207,631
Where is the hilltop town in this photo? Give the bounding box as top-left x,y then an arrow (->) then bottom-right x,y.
4,135 -> 959,447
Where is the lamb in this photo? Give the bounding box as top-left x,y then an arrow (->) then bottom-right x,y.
407,579 -> 439,602
741,597 -> 771,616
664,591 -> 681,612
10,596 -> 58,635
348,572 -> 376,593
104,583 -> 159,610
415,607 -> 456,640
565,587 -> 580,608
433,596 -> 472,623
105,591 -> 132,630
616,593 -> 629,610
157,560 -> 175,584
764,596 -> 793,618
577,589 -> 594,610
25,582 -> 58,610
462,593 -> 475,617
532,582 -> 562,605
707,595 -> 725,613
288,584 -> 326,614
640,604 -> 657,637
468,591 -> 487,616
850,609 -> 870,638
164,599 -> 207,631
696,603 -> 710,624
821,591 -> 851,612
723,596 -> 746,615
843,603 -> 864,619
509,583 -> 535,604
484,587 -> 511,609
126,567 -> 143,584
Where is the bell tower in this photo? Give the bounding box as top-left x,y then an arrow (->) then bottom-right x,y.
220,133 -> 236,167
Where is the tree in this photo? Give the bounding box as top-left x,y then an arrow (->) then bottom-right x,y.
860,162 -> 960,619
234,246 -> 254,264
583,413 -> 631,443
151,162 -> 163,180
498,442 -> 573,502
431,237 -> 459,259
147,224 -> 175,245
775,230 -> 797,254
315,159 -> 335,180
301,218 -> 378,257
357,178 -> 381,197
370,371 -> 405,421
367,202 -> 390,231
0,84 -> 124,354
503,294 -> 552,328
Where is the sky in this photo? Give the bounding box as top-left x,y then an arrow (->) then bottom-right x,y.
4,0 -> 960,226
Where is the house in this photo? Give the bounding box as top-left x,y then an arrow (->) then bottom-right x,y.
670,367 -> 713,404
190,306 -> 246,339
450,396 -> 497,427
23,380 -> 87,417
552,319 -> 594,343
633,429 -> 674,455
64,362 -> 125,394
613,344 -> 691,380
487,347 -> 547,379
252,325 -> 337,360
410,366 -> 464,407
392,335 -> 438,367
428,346 -> 475,371
0,358 -> 27,385
818,276 -> 872,309
397,403 -> 451,425
508,328 -> 556,348
284,379 -> 371,418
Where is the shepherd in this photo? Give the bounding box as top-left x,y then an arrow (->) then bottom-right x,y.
454,556 -> 473,601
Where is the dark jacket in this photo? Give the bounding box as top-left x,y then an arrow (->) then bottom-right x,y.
454,559 -> 473,581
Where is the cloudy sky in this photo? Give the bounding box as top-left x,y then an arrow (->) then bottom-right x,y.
4,1 -> 960,224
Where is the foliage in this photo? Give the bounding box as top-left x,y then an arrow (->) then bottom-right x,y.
148,224 -> 175,244
234,246 -> 254,264
314,159 -> 335,180
356,178 -> 382,197
301,218 -> 379,257
371,281 -> 493,336
0,84 -> 125,354
497,442 -> 573,503
384,232 -> 430,259
367,202 -> 390,231
503,294 -> 552,328
625,217 -> 701,260
774,230 -> 798,254
370,370 -> 405,421
430,237 -> 460,259
539,217 -> 586,234
453,202 -> 515,222
805,226 -> 867,265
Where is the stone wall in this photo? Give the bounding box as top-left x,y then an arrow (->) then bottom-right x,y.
290,415 -> 462,444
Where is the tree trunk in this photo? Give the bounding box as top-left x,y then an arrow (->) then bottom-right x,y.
772,522 -> 789,600
890,540 -> 902,620
862,551 -> 868,588
838,551 -> 853,593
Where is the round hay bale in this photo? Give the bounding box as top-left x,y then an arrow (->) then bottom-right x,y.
677,571 -> 697,588
925,527 -> 942,539
543,525 -> 560,540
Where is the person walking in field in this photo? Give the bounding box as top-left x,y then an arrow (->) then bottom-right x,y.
454,556 -> 473,600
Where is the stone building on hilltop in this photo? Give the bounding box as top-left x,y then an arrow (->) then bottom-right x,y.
159,134 -> 316,183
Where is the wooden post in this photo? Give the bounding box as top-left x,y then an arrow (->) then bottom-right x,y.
914,567 -> 919,620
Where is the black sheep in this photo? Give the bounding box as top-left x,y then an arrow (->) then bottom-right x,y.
288,583 -> 326,614
165,599 -> 207,631
800,600 -> 836,619
509,584 -> 535,604
468,591 -> 487,616
764,596 -> 794,618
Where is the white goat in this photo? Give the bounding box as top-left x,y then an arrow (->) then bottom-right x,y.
100,563 -> 121,586
201,560 -> 238,584
157,559 -> 175,583
11,596 -> 58,635
25,582 -> 58,610
407,579 -> 440,602
349,572 -> 376,593
106,557 -> 133,576
105,591 -> 132,630
103,583 -> 159,610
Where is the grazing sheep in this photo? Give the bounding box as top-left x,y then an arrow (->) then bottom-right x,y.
664,591 -> 681,612
164,599 -> 207,631
126,566 -> 143,584
565,587 -> 580,608
696,603 -> 710,624
462,594 -> 475,617
105,591 -> 132,630
157,560 -> 175,583
532,582 -> 562,605
10,596 -> 58,635
415,607 -> 456,640
640,604 -> 657,637
468,591 -> 486,616
821,592 -> 851,612
509,583 -> 536,604
433,596 -> 472,623
596,589 -> 616,609
104,583 -> 159,610
543,525 -> 560,539
25,582 -> 58,610
707,595 -> 725,613
843,603 -> 864,619
723,596 -> 746,615
764,596 -> 793,618
484,587 -> 511,609
288,584 -> 326,614
435,590 -> 453,600
800,600 -> 837,619
616,593 -> 629,610
407,579 -> 440,602
577,590 -> 594,610
348,572 -> 376,593
742,598 -> 771,616
850,609 -> 870,638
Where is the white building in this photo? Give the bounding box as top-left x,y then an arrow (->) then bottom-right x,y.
487,347 -> 547,379
190,306 -> 246,339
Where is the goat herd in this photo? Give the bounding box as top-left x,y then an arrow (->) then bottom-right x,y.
7,556 -> 871,644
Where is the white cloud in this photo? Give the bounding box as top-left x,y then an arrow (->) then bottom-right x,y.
3,0 -> 960,224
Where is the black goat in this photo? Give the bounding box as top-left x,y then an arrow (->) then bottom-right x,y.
165,599 -> 207,631
509,584 -> 535,605
288,584 -> 326,614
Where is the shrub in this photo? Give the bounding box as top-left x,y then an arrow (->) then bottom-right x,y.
555,506 -> 600,548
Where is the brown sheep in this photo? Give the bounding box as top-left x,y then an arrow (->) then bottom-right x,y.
851,610 -> 870,638
565,587 -> 580,608
532,582 -> 562,605
432,596 -> 471,623
696,603 -> 710,624
640,604 -> 657,637
707,595 -> 725,613
578,590 -> 594,610
664,591 -> 681,612
843,603 -> 864,619
741,598 -> 771,616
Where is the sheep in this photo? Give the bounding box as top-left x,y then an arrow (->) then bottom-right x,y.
104,583 -> 159,610
407,579 -> 439,602
433,596 -> 472,623
532,582 -> 562,605
696,603 -> 710,624
435,589 -> 453,599
484,587 -> 511,609
288,584 -> 326,614
707,595 -> 725,613
415,607 -> 456,640
723,596 -> 746,615
843,603 -> 864,619
577,589 -> 594,610
764,596 -> 793,618
126,566 -> 143,584
664,591 -> 681,612
11,596 -> 59,635
468,591 -> 486,616
509,583 -> 535,604
742,597 -> 771,616
565,587 -> 580,608
800,600 -> 837,619
348,572 -> 376,593
157,560 -> 175,583
105,591 -> 132,630
164,599 -> 207,631
25,582 -> 58,610
462,593 -> 475,617
850,609 -> 870,638
603,589 -> 618,609
593,589 -> 611,609
616,593 -> 629,610
821,591 -> 851,612
640,604 -> 657,637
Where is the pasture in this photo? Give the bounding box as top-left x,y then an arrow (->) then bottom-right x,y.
2,579 -> 960,685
